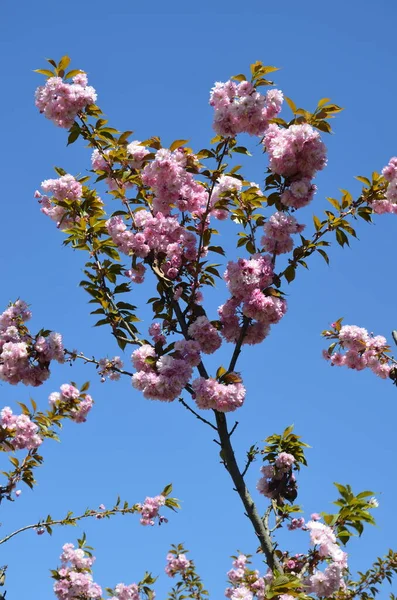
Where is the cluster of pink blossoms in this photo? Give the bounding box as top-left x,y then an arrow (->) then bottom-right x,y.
0,300 -> 64,386
131,340 -> 200,402
0,407 -> 42,451
264,123 -> 327,209
256,452 -> 297,500
142,148 -> 207,215
261,211 -> 305,255
48,384 -> 94,423
219,256 -> 287,345
305,520 -> 348,596
323,324 -> 392,379
372,157 -> 397,214
210,80 -> 283,137
138,494 -> 166,526
165,552 -> 191,577
191,377 -> 246,412
210,175 -> 244,220
188,316 -> 222,354
35,174 -> 83,230
114,583 -> 140,600
90,142 -> 150,190
98,356 -> 123,381
35,73 -> 97,129
225,554 -> 268,600
53,543 -> 102,600
107,209 -> 197,281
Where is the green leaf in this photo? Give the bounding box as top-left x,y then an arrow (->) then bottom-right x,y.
355,175 -> 371,187
317,248 -> 329,265
317,97 -> 331,108
284,265 -> 296,283
356,490 -> 374,499
233,146 -> 252,156
58,55 -> 71,72
336,228 -> 349,247
231,74 -> 247,82
313,215 -> 322,231
64,69 -> 83,79
327,197 -> 341,210
54,166 -> 67,177
161,483 -> 173,497
67,128 -> 80,145
169,139 -> 189,151
119,131 -> 134,145
284,96 -> 297,114
34,69 -> 54,78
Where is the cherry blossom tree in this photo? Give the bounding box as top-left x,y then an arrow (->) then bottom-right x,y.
0,54 -> 396,599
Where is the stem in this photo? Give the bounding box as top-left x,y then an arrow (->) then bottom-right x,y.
65,350 -> 134,377
214,411 -> 282,572
179,398 -> 217,431
0,453 -> 34,504
0,506 -> 137,546
189,139 -> 230,308
169,294 -> 282,571
227,316 -> 250,373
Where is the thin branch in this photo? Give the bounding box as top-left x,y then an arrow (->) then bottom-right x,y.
0,505 -> 137,546
178,397 -> 217,431
229,421 -> 239,437
160,284 -> 282,570
65,349 -> 134,377
227,316 -> 250,373
214,411 -> 283,572
241,454 -> 255,479
188,139 -> 230,310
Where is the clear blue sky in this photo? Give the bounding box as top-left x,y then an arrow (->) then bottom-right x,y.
1,0 -> 397,597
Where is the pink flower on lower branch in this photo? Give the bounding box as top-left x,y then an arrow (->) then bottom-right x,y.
98,356 -> 123,381
192,377 -> 246,412
139,494 -> 166,526
323,322 -> 393,379
165,552 -> 191,576
53,543 -> 102,600
114,583 -> 140,600
49,384 -> 94,423
0,408 -> 42,450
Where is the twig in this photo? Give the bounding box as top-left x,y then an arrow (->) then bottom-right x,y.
0,505 -> 137,546
229,421 -> 239,437
241,453 -> 255,479
65,350 -> 134,377
179,397 -> 217,431
227,316 -> 250,373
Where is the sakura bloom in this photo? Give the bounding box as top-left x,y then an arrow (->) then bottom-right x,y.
35,73 -> 97,129
323,322 -> 393,379
0,300 -> 64,386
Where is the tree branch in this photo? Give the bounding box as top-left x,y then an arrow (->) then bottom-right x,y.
214,411 -> 283,572
179,397 -> 217,431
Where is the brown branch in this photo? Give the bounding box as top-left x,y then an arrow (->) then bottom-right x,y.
65,349 -> 134,377
179,397 -> 217,431
214,411 -> 283,572
166,289 -> 282,571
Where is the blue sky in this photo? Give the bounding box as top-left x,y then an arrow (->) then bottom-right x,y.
1,0 -> 397,597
